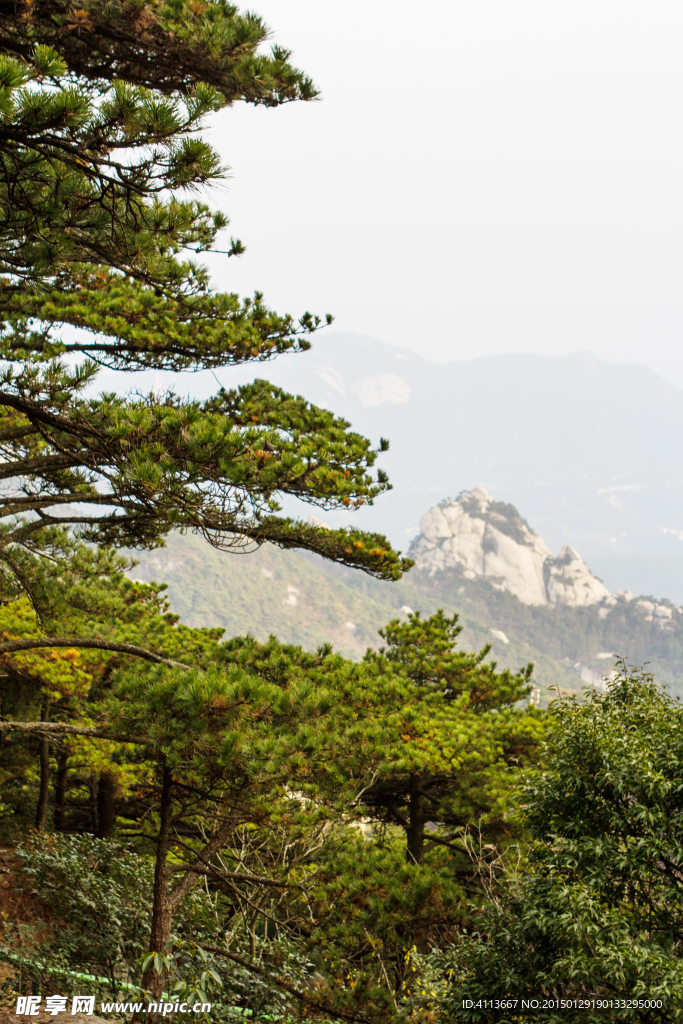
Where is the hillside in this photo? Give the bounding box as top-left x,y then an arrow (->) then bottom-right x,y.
128,531 -> 581,700
129,488 -> 683,702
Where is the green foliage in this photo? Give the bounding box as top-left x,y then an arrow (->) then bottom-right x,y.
3,266 -> 328,372
0,0 -> 314,303
127,532 -> 586,691
0,363 -> 408,577
365,610 -> 531,706
13,834 -> 154,988
355,612 -> 539,857
310,828 -> 473,991
0,569 -> 544,1019
425,666 -> 683,1022
0,0 -> 318,371
290,612 -> 544,1005
0,575 -> 222,834
7,834 -> 318,1021
0,0 -> 317,103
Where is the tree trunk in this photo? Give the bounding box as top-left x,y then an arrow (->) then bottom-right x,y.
89,777 -> 98,833
96,771 -> 117,838
53,750 -> 68,830
405,773 -> 425,865
404,773 -> 431,955
34,701 -> 50,831
142,766 -> 173,1009
140,773 -> 235,1016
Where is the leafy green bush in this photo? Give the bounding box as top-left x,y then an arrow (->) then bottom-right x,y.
6,834 -> 314,1021
11,835 -> 152,992
419,666 -> 683,1023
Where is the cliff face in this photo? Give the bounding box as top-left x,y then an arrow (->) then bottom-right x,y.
410,486 -> 611,607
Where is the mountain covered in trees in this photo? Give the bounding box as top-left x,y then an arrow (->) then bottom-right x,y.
130,489 -> 683,699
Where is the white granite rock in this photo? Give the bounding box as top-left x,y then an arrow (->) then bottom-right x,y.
546,545 -> 610,607
419,505 -> 452,541
410,487 -> 610,608
635,598 -> 675,627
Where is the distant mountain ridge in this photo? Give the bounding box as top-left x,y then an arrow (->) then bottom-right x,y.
200,333 -> 683,602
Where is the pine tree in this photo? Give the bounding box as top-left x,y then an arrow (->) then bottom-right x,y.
0,5 -> 412,1011
306,611 -> 544,982
0,584 -> 547,1016
0,575 -> 388,1018
358,611 -> 539,866
0,1 -> 409,583
0,555 -> 315,1001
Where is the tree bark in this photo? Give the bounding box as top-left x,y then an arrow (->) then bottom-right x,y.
406,772 -> 425,865
142,765 -> 174,1009
53,750 -> 68,830
96,771 -> 117,838
89,778 -> 98,834
34,701 -> 50,831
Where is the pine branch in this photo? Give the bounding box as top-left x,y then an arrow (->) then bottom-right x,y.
0,720 -> 142,741
0,637 -> 190,669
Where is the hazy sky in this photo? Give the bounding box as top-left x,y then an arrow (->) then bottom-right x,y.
198,1 -> 683,386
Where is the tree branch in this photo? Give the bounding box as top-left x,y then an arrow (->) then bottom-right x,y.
0,720 -> 143,741
167,861 -> 294,889
423,834 -> 467,854
0,637 -> 190,669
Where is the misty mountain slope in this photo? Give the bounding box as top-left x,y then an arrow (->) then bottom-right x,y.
128,532 -> 580,697
415,567 -> 683,695
212,332 -> 683,600
129,522 -> 683,700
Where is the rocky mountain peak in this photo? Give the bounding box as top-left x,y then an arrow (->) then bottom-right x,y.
410,487 -> 611,608
464,485 -> 492,506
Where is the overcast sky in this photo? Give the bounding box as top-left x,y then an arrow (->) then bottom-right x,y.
198,1 -> 683,386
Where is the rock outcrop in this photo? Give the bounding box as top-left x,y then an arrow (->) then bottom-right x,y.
410,486 -> 611,607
